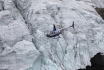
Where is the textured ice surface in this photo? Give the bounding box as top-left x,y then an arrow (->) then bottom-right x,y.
0,0 -> 104,70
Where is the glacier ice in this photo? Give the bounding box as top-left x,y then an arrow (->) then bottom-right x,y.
0,0 -> 104,70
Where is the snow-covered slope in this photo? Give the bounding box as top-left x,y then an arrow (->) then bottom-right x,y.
79,0 -> 104,8
91,0 -> 104,8
0,0 -> 104,70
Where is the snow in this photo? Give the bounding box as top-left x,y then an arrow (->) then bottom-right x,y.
0,0 -> 104,70
0,40 -> 40,70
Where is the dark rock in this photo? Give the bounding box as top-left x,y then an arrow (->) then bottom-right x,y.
79,53 -> 104,70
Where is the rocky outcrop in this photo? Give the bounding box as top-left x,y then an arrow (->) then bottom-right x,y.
79,53 -> 104,70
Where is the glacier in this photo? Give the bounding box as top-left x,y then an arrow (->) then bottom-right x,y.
0,0 -> 104,70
